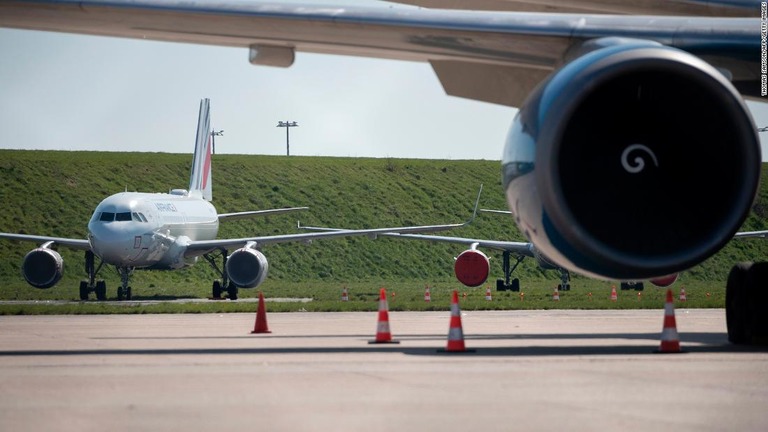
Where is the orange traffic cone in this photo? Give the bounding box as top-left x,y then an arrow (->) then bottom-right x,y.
250,291 -> 271,334
552,287 -> 560,301
657,289 -> 682,353
679,287 -> 687,302
610,285 -> 618,301
485,286 -> 492,301
439,290 -> 474,353
369,288 -> 399,344
341,286 -> 349,302
424,285 -> 431,302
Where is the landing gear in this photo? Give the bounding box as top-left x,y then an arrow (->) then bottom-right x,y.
204,248 -> 238,300
78,250 -> 107,301
496,251 -> 524,291
726,262 -> 768,345
620,282 -> 645,291
117,267 -> 133,301
557,268 -> 571,291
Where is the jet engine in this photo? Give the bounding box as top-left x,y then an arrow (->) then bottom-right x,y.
225,247 -> 269,288
22,247 -> 64,289
454,249 -> 490,287
502,39 -> 761,281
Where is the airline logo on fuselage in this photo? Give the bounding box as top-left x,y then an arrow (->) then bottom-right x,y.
155,203 -> 179,212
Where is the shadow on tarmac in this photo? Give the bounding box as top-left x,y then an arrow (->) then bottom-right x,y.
2,332 -> 766,357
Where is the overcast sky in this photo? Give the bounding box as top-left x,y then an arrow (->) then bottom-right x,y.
1,0 -> 767,161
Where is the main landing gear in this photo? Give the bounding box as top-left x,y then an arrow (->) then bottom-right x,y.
726,262 -> 768,345
79,250 -> 107,301
203,248 -> 239,300
620,281 -> 645,291
494,251 -> 571,292
496,251 -> 523,291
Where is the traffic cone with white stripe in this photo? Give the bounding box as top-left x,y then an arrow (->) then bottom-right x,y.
369,288 -> 399,344
424,285 -> 431,302
250,291 -> 272,334
485,286 -> 492,301
657,289 -> 682,353
679,287 -> 687,302
610,285 -> 618,301
341,286 -> 349,302
440,290 -> 474,353
552,287 -> 560,301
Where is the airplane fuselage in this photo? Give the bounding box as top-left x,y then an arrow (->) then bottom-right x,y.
87,191 -> 219,269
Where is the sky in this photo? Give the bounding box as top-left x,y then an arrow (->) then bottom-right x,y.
1,0 -> 768,161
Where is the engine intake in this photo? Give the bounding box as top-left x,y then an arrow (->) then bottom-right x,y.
226,247 -> 269,288
22,248 -> 64,289
503,41 -> 761,280
454,249 -> 490,287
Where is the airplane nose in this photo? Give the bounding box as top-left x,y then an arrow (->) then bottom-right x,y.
89,224 -> 143,265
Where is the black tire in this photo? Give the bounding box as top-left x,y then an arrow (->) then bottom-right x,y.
635,282 -> 645,292
95,281 -> 107,301
620,282 -> 631,291
564,284 -> 571,292
117,287 -> 124,301
496,279 -> 506,292
227,284 -> 238,301
746,262 -> 768,344
126,287 -> 132,301
212,280 -> 223,298
726,262 -> 751,344
511,278 -> 520,292
79,281 -> 89,301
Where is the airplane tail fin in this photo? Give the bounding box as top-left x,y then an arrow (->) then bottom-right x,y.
188,98 -> 213,201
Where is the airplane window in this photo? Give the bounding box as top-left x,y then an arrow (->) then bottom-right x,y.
132,212 -> 142,222
115,212 -> 132,222
139,213 -> 148,222
99,212 -> 115,222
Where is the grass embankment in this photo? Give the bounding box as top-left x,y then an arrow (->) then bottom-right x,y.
0,150 -> 766,314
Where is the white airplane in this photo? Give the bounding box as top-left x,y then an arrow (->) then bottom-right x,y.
0,98 -> 477,301
0,0 -> 763,342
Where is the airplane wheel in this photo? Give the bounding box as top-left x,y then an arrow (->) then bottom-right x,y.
95,281 -> 107,301
117,287 -> 124,301
227,284 -> 238,301
511,278 -> 520,292
564,284 -> 571,291
79,281 -> 89,301
635,282 -> 644,291
620,282 -> 631,291
726,263 -> 751,344
126,287 -> 132,300
745,262 -> 768,344
496,279 -> 506,291
212,280 -> 223,298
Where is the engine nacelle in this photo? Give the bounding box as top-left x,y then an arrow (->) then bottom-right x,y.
454,249 -> 490,287
649,274 -> 679,288
226,247 -> 269,288
22,248 -> 64,289
502,39 -> 761,281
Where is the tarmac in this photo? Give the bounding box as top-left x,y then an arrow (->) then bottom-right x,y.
0,309 -> 766,431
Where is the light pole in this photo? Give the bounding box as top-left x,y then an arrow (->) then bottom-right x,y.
277,121 -> 298,156
210,129 -> 223,154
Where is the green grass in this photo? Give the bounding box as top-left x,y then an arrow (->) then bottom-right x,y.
0,149 -> 765,314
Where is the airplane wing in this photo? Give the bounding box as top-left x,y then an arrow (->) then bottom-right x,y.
386,0 -> 755,16
734,230 -> 768,238
185,184 -> 482,255
297,222 -> 534,255
218,207 -> 309,222
0,233 -> 91,250
183,220 -> 476,256
0,1 -> 758,107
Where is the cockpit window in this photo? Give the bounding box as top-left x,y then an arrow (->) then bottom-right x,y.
99,212 -> 115,222
115,212 -> 132,222
132,212 -> 148,222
